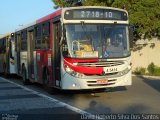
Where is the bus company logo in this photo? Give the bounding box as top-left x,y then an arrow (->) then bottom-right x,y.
1,114 -> 18,120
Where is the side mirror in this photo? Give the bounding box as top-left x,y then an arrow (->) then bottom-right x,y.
129,26 -> 134,49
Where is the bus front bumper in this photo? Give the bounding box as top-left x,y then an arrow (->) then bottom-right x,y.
61,70 -> 132,90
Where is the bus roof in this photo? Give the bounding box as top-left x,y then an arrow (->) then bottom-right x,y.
36,9 -> 62,24
15,21 -> 36,32
62,6 -> 128,13
15,9 -> 62,32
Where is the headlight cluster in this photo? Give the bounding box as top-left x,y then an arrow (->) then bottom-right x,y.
118,66 -> 131,76
64,65 -> 84,78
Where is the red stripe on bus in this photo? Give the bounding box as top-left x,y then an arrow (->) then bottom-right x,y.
64,58 -> 103,74
64,58 -> 99,63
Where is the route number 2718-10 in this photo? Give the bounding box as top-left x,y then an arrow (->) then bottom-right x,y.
80,11 -> 113,18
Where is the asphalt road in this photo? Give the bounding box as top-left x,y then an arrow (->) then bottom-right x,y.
0,75 -> 160,120
0,76 -> 85,120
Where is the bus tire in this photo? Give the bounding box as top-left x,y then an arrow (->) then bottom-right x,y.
22,65 -> 30,85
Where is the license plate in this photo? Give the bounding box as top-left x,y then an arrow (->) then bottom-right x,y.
96,79 -> 108,84
104,67 -> 118,73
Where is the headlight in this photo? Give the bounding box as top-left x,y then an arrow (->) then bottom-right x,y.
64,65 -> 84,78
65,65 -> 73,73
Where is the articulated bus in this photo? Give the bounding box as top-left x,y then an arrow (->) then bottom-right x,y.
2,6 -> 133,91
0,33 -> 15,75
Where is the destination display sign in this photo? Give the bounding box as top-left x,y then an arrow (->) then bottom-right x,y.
64,8 -> 128,20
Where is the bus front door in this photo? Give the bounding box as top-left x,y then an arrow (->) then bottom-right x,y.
52,21 -> 61,88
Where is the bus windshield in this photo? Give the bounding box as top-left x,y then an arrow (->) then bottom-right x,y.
64,24 -> 130,58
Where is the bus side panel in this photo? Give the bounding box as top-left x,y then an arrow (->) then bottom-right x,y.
45,50 -> 54,87
36,50 -> 53,86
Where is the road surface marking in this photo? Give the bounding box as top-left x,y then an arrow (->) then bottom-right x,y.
0,77 -> 103,120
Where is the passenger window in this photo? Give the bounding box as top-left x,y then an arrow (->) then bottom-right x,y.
0,39 -> 6,53
1,39 -> 6,53
42,22 -> 50,49
35,25 -> 42,49
21,30 -> 27,51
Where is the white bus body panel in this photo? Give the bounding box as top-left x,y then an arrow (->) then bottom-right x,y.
61,70 -> 131,90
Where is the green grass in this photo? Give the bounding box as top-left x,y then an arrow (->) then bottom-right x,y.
133,67 -> 146,75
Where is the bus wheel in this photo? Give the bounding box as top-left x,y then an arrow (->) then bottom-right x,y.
22,65 -> 29,85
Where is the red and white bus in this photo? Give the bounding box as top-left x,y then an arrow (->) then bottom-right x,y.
12,6 -> 133,91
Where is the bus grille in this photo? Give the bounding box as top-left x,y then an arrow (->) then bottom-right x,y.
87,79 -> 116,87
77,61 -> 124,67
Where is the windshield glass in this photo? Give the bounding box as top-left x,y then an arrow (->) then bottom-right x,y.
63,24 -> 130,58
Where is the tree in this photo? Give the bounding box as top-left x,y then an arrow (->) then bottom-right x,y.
52,0 -> 81,8
52,0 -> 160,39
112,0 -> 160,39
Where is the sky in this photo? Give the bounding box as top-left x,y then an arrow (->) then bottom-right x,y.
0,0 -> 55,37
